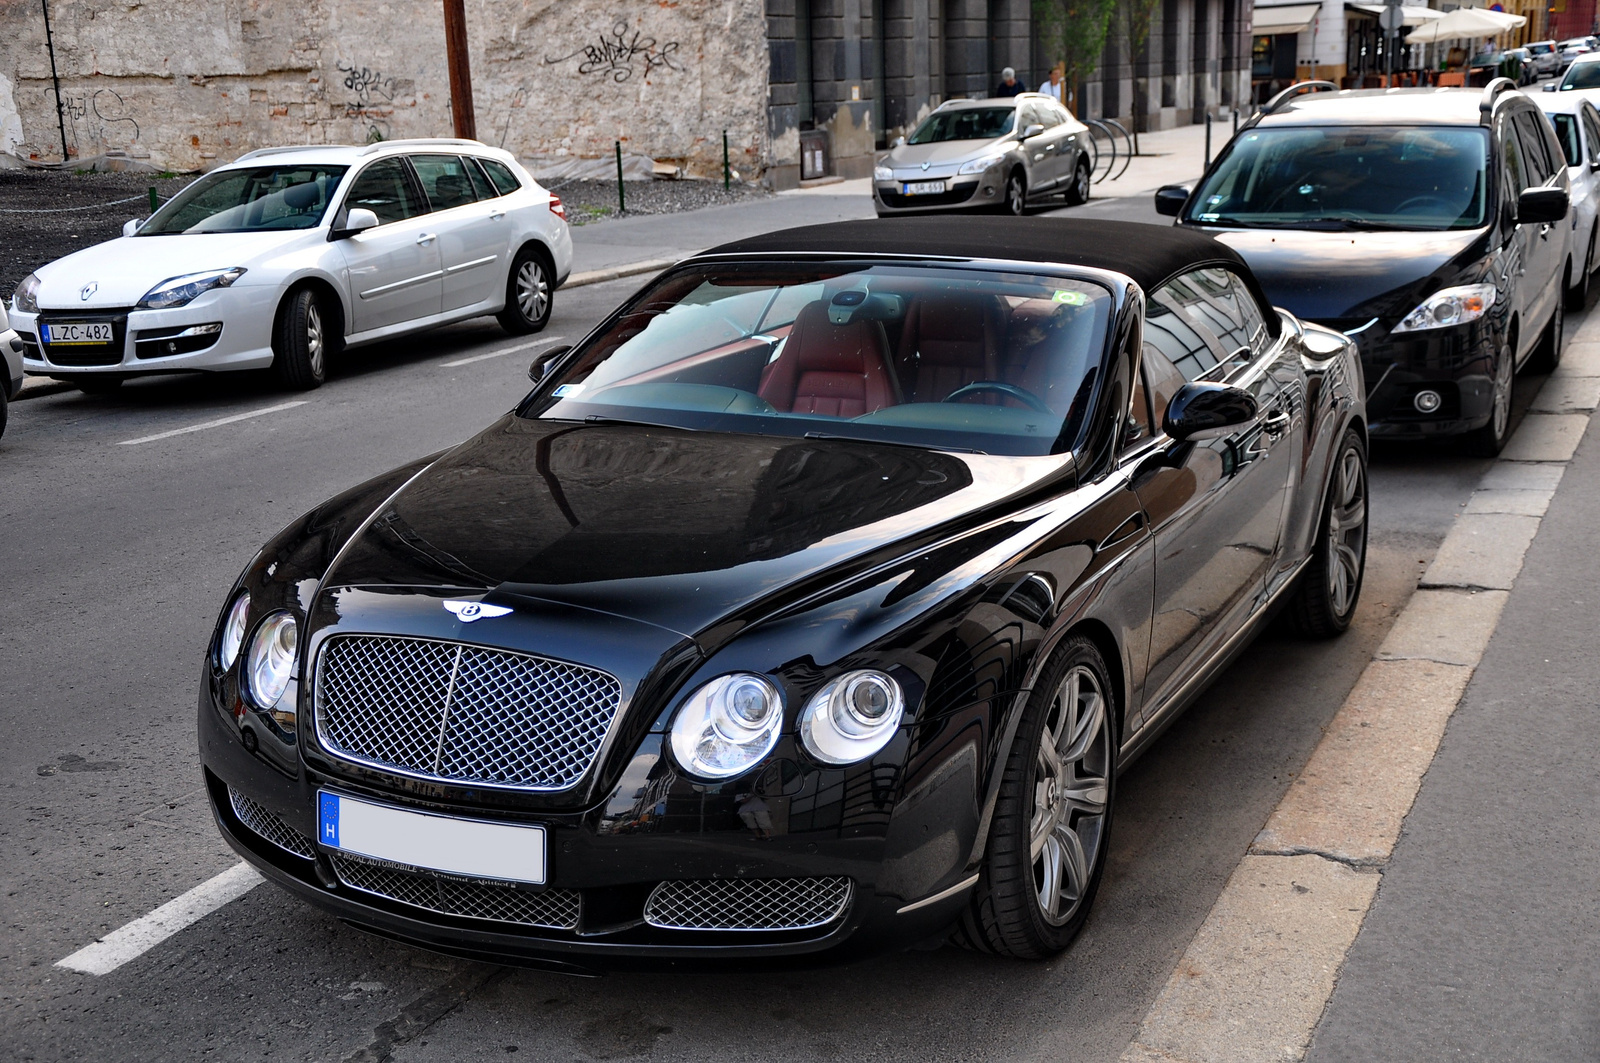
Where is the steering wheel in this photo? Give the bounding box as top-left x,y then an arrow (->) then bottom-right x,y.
1391,195 -> 1456,216
942,380 -> 1053,414
1263,180 -> 1319,211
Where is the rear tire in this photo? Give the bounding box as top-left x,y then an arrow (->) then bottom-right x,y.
1064,159 -> 1091,207
497,247 -> 554,335
272,287 -> 334,391
1287,428 -> 1368,638
954,635 -> 1115,959
1463,341 -> 1516,456
0,385 -> 7,439
1565,231 -> 1594,312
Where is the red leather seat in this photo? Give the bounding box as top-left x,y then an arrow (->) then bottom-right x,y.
898,293 -> 1006,403
758,300 -> 899,417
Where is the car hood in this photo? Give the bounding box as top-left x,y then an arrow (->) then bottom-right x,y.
886,139 -> 1008,172
321,415 -> 1071,646
33,230 -> 318,310
1211,227 -> 1489,326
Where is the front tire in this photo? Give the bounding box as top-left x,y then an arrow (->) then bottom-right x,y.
497,247 -> 554,335
955,635 -> 1115,959
272,288 -> 334,391
1064,158 -> 1091,206
1001,170 -> 1027,216
1463,341 -> 1516,456
1287,428 -> 1367,638
1529,293 -> 1566,374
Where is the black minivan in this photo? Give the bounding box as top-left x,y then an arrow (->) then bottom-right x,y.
1156,80 -> 1571,455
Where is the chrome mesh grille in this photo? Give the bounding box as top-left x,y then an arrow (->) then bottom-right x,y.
314,634 -> 623,790
644,877 -> 853,931
330,852 -> 581,930
228,787 -> 316,860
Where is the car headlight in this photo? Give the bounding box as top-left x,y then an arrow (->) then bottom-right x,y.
957,152 -> 1007,175
243,611 -> 297,709
799,670 -> 905,765
1392,283 -> 1496,333
669,673 -> 784,780
874,164 -> 894,181
218,592 -> 251,670
136,268 -> 247,310
14,273 -> 40,315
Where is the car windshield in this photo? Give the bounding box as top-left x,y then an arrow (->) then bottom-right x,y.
524,262 -> 1114,457
1185,126 -> 1489,231
139,165 -> 348,234
1562,62 -> 1600,89
908,108 -> 1017,144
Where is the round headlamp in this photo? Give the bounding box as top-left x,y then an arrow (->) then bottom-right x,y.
669,673 -> 783,780
244,611 -> 298,709
799,670 -> 905,765
218,592 -> 250,670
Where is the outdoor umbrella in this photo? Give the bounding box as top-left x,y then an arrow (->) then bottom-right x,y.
1405,6 -> 1526,43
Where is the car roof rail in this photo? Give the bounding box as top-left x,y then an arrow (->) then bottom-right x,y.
1479,77 -> 1520,121
359,137 -> 488,156
1259,80 -> 1339,116
233,144 -> 352,163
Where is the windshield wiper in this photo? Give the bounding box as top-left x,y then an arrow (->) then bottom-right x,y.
579,414 -> 699,432
802,430 -> 986,455
1302,217 -> 1433,232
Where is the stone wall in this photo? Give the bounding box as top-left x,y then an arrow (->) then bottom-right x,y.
0,0 -> 769,178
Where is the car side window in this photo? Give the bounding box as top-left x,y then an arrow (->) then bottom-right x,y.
1046,101 -> 1075,126
1019,102 -> 1044,130
411,154 -> 479,211
1123,353 -> 1154,449
463,156 -> 497,200
479,159 -> 524,196
1549,113 -> 1582,167
1582,106 -> 1600,167
1501,120 -> 1528,197
1142,344 -> 1187,431
1145,268 -> 1262,383
1513,111 -> 1556,184
344,158 -> 424,225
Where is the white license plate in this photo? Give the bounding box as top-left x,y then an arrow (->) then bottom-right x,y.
902,180 -> 946,195
41,322 -> 114,346
317,791 -> 546,885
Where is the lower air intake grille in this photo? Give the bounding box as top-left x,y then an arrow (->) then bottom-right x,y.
643,877 -> 853,931
330,852 -> 581,930
228,787 -> 316,859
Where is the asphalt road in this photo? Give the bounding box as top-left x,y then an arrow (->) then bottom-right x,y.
0,196 -> 1557,1062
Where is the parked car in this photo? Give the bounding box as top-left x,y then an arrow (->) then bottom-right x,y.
200,217 -> 1367,966
1539,94 -> 1600,305
1527,40 -> 1561,78
1503,48 -> 1537,86
1547,49 -> 1600,97
873,94 -> 1094,216
9,138 -> 572,393
0,301 -> 21,440
1156,80 -> 1571,455
1558,38 -> 1594,72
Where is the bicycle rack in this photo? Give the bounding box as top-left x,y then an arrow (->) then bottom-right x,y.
1084,119 -> 1135,184
1101,119 -> 1134,182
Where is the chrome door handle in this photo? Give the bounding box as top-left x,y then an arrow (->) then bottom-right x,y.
1096,511 -> 1147,552
417,233 -> 436,245
1262,410 -> 1290,437
489,211 -> 506,220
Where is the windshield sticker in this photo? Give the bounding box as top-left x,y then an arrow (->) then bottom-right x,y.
1052,290 -> 1088,306
553,384 -> 585,397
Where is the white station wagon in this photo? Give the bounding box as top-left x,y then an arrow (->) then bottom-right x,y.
10,138 -> 573,391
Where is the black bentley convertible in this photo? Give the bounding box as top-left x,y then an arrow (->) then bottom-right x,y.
200,218 -> 1367,967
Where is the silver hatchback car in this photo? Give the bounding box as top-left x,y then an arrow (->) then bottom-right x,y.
873,94 -> 1093,216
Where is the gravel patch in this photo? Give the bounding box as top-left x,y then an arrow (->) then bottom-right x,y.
0,169 -> 191,298
543,178 -> 769,225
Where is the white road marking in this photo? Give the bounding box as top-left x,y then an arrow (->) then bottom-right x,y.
439,335 -> 564,368
56,861 -> 263,976
117,401 -> 308,446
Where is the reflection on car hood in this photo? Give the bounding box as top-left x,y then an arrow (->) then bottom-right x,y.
33,230 -> 316,309
886,140 -> 1007,170
324,416 -> 1070,641
1211,227 -> 1488,324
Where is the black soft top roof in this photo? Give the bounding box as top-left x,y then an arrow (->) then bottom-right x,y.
700,216 -> 1249,294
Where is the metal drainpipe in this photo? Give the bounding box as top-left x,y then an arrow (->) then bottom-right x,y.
40,0 -> 70,163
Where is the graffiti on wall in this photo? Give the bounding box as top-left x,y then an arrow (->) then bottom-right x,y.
56,88 -> 141,155
543,21 -> 682,83
336,60 -> 398,142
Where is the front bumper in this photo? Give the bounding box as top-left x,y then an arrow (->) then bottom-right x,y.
12,285 -> 279,377
873,171 -> 1003,214
1344,319 -> 1499,438
198,677 -> 976,969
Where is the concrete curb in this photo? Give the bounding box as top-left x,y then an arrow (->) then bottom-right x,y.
14,255 -> 684,403
1120,344 -> 1600,1062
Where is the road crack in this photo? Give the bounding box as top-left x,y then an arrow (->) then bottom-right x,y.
341,963 -> 505,1063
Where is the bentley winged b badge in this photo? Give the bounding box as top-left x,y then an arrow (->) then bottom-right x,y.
443,600 -> 512,623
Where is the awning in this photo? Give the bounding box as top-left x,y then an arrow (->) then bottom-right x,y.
1404,6 -> 1527,41
1348,3 -> 1448,26
1253,3 -> 1322,35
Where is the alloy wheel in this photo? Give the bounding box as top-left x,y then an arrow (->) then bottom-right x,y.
1074,164 -> 1090,203
1490,349 -> 1513,441
517,259 -> 549,322
305,303 -> 325,378
1006,174 -> 1026,215
1030,664 -> 1110,926
1325,444 -> 1367,618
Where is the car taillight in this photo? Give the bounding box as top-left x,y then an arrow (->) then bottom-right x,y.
549,195 -> 566,220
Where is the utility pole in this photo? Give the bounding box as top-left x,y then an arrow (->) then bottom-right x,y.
442,0 -> 477,140
40,0 -> 69,162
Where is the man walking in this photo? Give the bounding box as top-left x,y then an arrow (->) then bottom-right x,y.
995,66 -> 1028,96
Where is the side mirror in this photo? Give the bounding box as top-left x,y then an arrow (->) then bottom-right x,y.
1163,382 -> 1258,441
122,218 -> 144,237
1516,186 -> 1569,225
893,135 -> 906,148
1154,185 -> 1191,217
1544,83 -> 1558,91
529,344 -> 572,383
332,207 -> 380,239
1020,123 -> 1047,140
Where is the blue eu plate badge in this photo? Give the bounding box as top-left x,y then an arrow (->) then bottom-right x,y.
319,792 -> 340,847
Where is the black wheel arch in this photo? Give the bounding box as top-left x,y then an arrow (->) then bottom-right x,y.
512,239 -> 560,289
275,277 -> 346,344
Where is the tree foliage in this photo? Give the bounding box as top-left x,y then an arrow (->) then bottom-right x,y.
1119,0 -> 1161,62
1034,0 -> 1118,108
